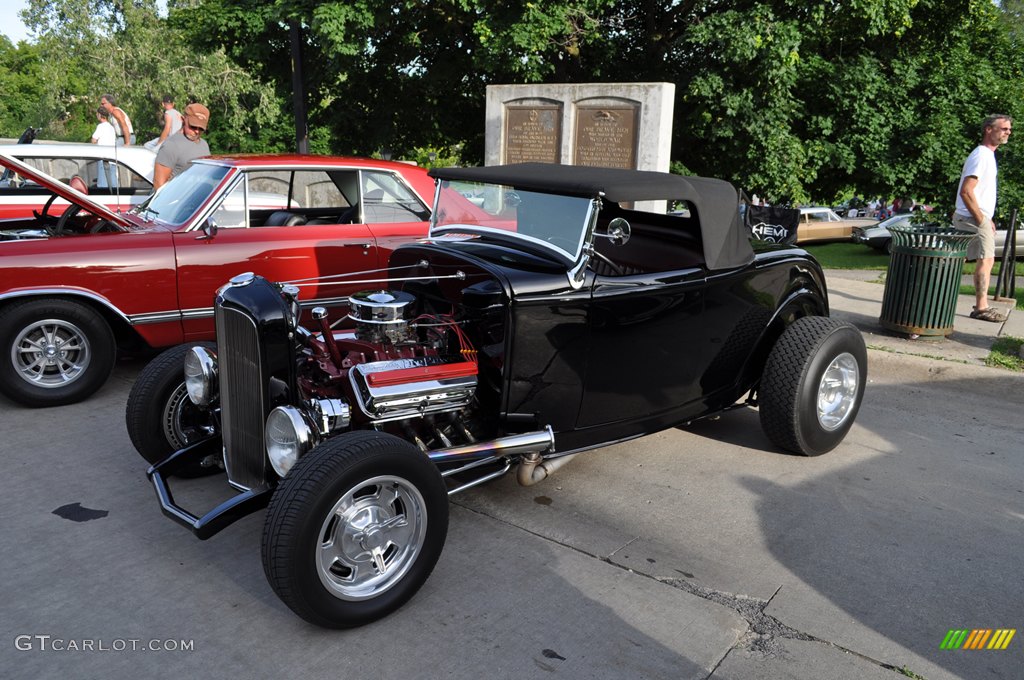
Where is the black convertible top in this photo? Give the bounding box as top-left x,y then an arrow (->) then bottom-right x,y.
430,163 -> 754,271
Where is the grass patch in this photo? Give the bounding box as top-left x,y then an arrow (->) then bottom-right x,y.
962,260 -> 1024,276
804,243 -> 889,270
806,243 -> 1024,276
985,336 -> 1024,371
806,244 -> 1024,308
957,285 -> 1024,310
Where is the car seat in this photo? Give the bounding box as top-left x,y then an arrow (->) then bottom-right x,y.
264,211 -> 307,227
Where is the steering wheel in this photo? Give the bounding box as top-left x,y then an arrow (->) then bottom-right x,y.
33,194 -> 60,223
589,249 -> 625,276
48,203 -> 83,236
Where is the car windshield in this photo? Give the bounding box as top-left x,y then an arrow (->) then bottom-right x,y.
432,179 -> 594,262
134,163 -> 231,226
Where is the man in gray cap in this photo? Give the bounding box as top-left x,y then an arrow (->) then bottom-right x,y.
154,102 -> 211,189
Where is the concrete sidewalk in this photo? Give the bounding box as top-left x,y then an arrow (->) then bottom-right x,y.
825,268 -> 1024,369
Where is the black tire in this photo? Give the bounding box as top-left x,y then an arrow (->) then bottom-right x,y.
125,342 -> 218,467
758,317 -> 867,456
262,431 -> 448,628
884,239 -> 893,254
0,298 -> 116,407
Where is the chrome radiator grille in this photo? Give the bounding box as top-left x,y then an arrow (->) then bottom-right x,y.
216,304 -> 267,490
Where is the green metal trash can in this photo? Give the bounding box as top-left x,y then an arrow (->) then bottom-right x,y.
879,225 -> 976,338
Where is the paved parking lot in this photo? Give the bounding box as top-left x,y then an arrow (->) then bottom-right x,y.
2,350 -> 1022,679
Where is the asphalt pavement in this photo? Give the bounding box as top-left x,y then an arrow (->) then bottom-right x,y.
1,270 -> 1022,680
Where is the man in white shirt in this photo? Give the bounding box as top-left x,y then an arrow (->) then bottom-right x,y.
952,114 -> 1012,322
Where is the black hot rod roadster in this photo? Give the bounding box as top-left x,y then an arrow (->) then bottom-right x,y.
127,163 -> 866,628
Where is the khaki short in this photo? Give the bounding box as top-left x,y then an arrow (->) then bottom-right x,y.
951,213 -> 995,260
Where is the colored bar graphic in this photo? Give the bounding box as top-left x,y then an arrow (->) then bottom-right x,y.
941,629 -> 968,649
941,628 -> 1016,650
989,629 -> 1016,650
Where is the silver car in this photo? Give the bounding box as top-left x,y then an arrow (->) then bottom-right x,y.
852,213 -> 1023,256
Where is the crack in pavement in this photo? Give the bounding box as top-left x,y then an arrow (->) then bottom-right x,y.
663,579 -> 812,656
454,503 -> 925,678
661,578 -> 925,679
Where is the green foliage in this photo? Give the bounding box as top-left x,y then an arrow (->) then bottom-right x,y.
4,0 -> 1024,224
7,0 -> 289,152
404,144 -> 466,169
0,38 -> 47,137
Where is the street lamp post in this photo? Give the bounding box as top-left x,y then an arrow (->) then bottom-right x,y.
289,21 -> 309,154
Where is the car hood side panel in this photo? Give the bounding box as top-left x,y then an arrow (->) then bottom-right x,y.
0,231 -> 181,343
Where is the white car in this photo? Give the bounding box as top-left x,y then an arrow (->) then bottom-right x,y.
0,143 -> 156,220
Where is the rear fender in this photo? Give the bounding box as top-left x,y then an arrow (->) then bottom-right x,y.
737,279 -> 829,394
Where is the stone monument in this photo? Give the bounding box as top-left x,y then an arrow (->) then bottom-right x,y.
485,82 -> 675,211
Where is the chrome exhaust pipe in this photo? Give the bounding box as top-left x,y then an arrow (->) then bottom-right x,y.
516,451 -> 580,486
427,425 -> 554,465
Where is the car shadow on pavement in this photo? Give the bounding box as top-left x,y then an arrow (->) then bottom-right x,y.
730,374 -> 1024,680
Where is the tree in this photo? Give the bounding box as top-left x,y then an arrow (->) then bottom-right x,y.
0,37 -> 47,138
184,0 -> 617,159
10,0 -> 1022,219
12,0 -> 290,152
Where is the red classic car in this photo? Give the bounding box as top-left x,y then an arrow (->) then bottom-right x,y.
0,152 -> 436,408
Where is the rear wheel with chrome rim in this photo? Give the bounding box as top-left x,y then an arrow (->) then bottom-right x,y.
0,298 -> 115,407
759,316 -> 867,456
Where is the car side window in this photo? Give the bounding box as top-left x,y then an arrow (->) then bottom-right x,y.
244,169 -> 357,226
246,171 -> 293,211
361,171 -> 430,223
84,160 -> 149,192
291,170 -> 351,209
210,181 -> 248,229
14,157 -> 148,193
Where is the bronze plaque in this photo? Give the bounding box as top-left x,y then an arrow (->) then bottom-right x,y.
573,106 -> 638,169
504,106 -> 561,164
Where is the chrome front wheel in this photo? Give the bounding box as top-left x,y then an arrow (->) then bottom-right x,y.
262,431 -> 448,628
316,475 -> 428,601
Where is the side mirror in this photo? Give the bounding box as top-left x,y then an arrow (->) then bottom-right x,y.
595,217 -> 631,246
196,218 -> 219,240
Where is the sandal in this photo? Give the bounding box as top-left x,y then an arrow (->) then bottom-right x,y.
969,307 -> 1007,323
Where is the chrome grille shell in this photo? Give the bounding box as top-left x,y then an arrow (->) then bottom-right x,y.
217,304 -> 267,490
214,275 -> 298,491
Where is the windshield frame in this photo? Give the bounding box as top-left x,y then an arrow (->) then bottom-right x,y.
430,179 -> 599,266
133,161 -> 235,229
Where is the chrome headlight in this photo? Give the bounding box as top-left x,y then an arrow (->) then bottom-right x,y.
183,346 -> 218,406
265,406 -> 319,477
